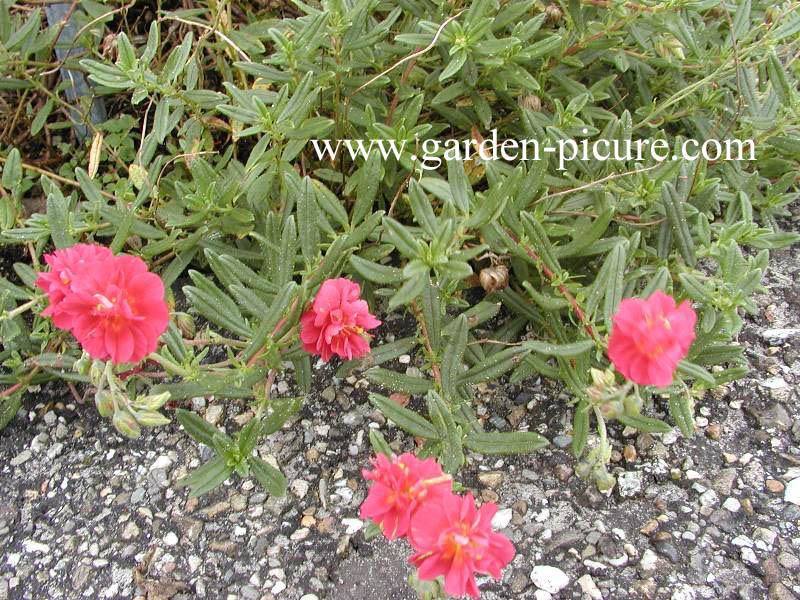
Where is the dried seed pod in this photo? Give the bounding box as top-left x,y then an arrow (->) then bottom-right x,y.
518,94 -> 542,112
479,265 -> 509,293
545,4 -> 563,22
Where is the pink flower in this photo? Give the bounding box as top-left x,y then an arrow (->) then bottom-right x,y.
408,492 -> 516,599
300,278 -> 380,362
54,253 -> 169,364
35,244 -> 113,330
360,453 -> 452,540
607,290 -> 697,387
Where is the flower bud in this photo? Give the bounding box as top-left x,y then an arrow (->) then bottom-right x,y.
136,391 -> 171,411
594,469 -> 616,492
89,359 -> 106,383
133,409 -> 171,427
94,390 -> 114,417
174,312 -> 195,338
575,461 -> 592,480
479,265 -> 509,293
623,393 -> 642,416
598,399 -> 623,420
112,409 -> 141,439
74,355 -> 91,376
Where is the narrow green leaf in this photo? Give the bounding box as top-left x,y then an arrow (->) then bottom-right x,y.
369,393 -> 439,440
249,457 -> 287,497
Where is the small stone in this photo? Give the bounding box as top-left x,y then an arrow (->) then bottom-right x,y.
241,585 -> 259,600
761,328 -> 800,343
23,540 -> 49,554
784,478 -> 800,506
577,575 -> 602,600
741,547 -> 758,564
617,471 -> 643,497
205,405 -> 223,425
768,583 -> 795,600
10,450 -> 31,466
757,403 -> 792,431
552,435 -> 572,449
321,386 -> 336,402
43,411 -> 57,426
180,555 -> 199,576
150,455 -> 173,471
478,472 -> 503,488
623,445 -> 637,462
553,464 -> 572,482
491,508 -> 512,530
291,528 -> 310,541
711,469 -> 737,496
705,423 -> 721,440
530,565 -> 569,594
722,497 -> 740,512
653,540 -> 680,563
699,489 -> 719,507
163,531 -> 178,546
301,515 -> 316,528
766,479 -> 784,493
778,552 -> 800,570
342,518 -> 363,535
291,479 -> 310,499
640,520 -> 659,536
639,549 -> 659,572
754,528 -> 777,547
121,521 -> 140,540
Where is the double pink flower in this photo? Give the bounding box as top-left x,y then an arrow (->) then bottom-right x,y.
300,278 -> 381,362
360,453 -> 515,598
608,290 -> 697,386
36,243 -> 169,364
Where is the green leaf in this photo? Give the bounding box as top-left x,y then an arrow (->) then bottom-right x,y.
463,431 -> 549,455
297,176 -> 320,265
523,339 -> 594,357
369,429 -> 393,457
336,336 -> 418,377
441,315 -> 468,400
662,181 -> 696,267
457,346 -> 528,385
571,401 -> 589,458
348,254 -> 404,284
353,151 -> 381,226
389,270 -> 428,309
676,360 -> 715,386
176,408 -> 226,448
0,395 -> 22,431
426,392 -> 463,473
420,281 -> 442,353
382,217 -> 421,258
369,393 -> 439,440
46,192 -> 73,248
615,414 -> 672,434
668,393 -> 694,437
446,158 -> 471,213
2,147 -> 22,192
365,368 -> 434,395
249,457 -> 287,497
177,456 -> 233,497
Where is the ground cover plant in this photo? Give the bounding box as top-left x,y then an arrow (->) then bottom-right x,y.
0,0 -> 798,596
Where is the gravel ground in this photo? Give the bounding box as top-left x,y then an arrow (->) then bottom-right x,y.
1,240 -> 799,600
